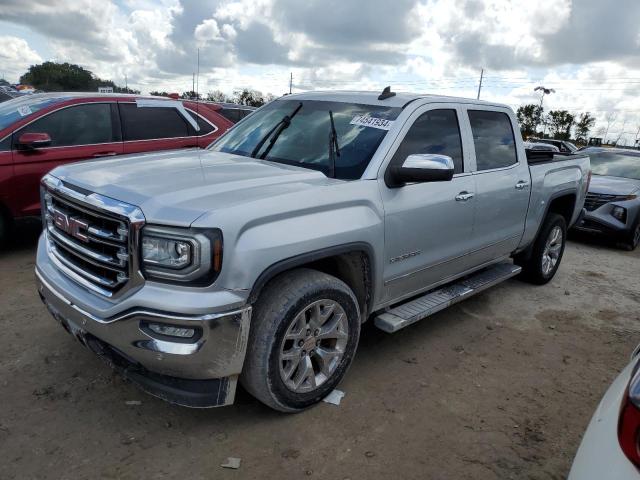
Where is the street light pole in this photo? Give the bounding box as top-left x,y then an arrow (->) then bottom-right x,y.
534,86 -> 555,137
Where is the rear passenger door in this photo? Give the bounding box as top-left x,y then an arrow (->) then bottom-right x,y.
464,108 -> 530,264
119,102 -> 198,154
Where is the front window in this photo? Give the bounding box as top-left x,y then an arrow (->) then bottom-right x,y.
16,103 -> 117,147
210,99 -> 401,180
589,151 -> 640,180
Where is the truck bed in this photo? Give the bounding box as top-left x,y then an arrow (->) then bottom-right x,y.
519,152 -> 591,249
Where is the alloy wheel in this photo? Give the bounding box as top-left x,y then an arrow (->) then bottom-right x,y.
278,299 -> 349,393
542,225 -> 563,276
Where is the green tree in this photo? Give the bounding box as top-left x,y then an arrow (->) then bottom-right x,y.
546,110 -> 575,140
206,90 -> 230,102
574,112 -> 596,144
232,88 -> 265,107
21,61 -> 93,91
516,104 -> 543,138
149,91 -> 171,97
181,91 -> 202,100
19,61 -> 138,93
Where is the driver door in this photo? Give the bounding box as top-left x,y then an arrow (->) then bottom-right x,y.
379,105 -> 477,304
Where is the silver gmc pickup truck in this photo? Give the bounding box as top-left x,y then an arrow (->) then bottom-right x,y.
35,89 -> 590,412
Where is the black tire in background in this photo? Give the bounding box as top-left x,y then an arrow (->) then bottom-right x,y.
621,221 -> 640,251
0,212 -> 9,249
516,213 -> 567,285
241,268 -> 361,412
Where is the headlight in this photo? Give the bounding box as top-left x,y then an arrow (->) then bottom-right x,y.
142,237 -> 192,269
141,226 -> 223,285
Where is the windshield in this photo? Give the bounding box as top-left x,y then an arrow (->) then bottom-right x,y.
0,95 -> 68,131
565,141 -> 577,152
589,151 -> 640,180
210,99 -> 401,180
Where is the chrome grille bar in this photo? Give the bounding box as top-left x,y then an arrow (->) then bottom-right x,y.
41,174 -> 145,298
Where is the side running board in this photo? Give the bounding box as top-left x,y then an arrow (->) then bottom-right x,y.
374,262 -> 522,333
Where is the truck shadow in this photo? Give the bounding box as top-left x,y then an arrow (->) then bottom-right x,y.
1,218 -> 42,255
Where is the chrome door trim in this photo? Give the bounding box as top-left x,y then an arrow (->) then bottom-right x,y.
384,234 -> 519,285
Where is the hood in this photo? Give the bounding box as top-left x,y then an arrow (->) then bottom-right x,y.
589,175 -> 640,196
50,149 -> 335,226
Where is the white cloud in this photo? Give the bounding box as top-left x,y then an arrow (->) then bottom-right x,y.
0,36 -> 42,81
1,0 -> 639,145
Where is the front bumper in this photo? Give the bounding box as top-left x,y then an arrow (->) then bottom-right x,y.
573,211 -> 631,239
36,269 -> 252,407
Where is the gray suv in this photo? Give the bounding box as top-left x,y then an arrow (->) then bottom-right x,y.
574,147 -> 640,250
35,90 -> 590,411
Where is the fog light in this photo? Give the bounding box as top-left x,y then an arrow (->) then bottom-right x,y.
148,323 -> 195,338
612,206 -> 627,222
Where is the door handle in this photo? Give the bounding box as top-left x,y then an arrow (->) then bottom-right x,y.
93,151 -> 118,158
515,180 -> 530,190
455,191 -> 474,202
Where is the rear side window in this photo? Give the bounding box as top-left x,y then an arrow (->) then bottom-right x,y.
468,110 -> 517,171
186,112 -> 215,136
120,103 -> 189,141
0,135 -> 10,151
390,109 -> 464,173
218,108 -> 243,123
17,103 -> 116,147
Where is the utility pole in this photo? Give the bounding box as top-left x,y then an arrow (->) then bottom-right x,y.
125,74 -> 128,91
476,68 -> 484,100
192,72 -> 195,96
289,72 -> 293,95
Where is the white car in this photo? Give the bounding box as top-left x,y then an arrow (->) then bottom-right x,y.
569,346 -> 640,479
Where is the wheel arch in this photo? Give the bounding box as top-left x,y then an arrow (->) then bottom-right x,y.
517,190 -> 575,261
248,242 -> 375,321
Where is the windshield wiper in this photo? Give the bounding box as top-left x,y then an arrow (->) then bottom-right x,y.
328,110 -> 340,178
250,102 -> 303,159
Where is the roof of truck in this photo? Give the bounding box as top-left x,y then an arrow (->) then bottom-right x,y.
285,90 -> 508,109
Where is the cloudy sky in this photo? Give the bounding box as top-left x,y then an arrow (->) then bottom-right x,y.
1,0 -> 640,144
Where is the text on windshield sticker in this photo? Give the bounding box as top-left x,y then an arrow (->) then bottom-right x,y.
350,115 -> 394,131
17,106 -> 32,116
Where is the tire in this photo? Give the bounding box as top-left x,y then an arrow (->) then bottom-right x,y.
241,268 -> 361,412
0,212 -> 9,249
516,213 -> 567,285
620,222 -> 640,251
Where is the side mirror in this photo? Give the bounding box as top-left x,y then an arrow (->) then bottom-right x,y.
18,132 -> 51,150
387,153 -> 455,187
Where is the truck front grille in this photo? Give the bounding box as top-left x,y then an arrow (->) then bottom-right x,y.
584,192 -> 629,211
42,175 -> 145,298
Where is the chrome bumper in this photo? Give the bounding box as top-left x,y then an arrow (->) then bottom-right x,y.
36,269 -> 251,407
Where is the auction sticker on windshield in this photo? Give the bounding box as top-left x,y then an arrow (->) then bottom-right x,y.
17,106 -> 32,116
350,115 -> 394,130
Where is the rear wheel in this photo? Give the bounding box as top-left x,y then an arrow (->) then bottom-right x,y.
516,213 -> 567,285
241,268 -> 360,412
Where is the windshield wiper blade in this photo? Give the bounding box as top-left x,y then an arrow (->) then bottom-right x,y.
250,102 -> 303,159
328,110 -> 340,178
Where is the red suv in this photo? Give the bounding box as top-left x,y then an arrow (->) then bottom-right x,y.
0,93 -> 250,242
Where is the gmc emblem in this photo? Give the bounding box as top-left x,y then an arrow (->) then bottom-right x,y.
52,210 -> 89,243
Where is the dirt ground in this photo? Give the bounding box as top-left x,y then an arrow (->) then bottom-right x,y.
1,221 -> 639,480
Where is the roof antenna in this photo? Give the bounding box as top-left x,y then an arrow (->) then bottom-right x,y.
378,86 -> 396,100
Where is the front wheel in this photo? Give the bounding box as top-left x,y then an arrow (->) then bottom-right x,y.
620,222 -> 640,251
516,213 -> 567,285
241,268 -> 361,412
